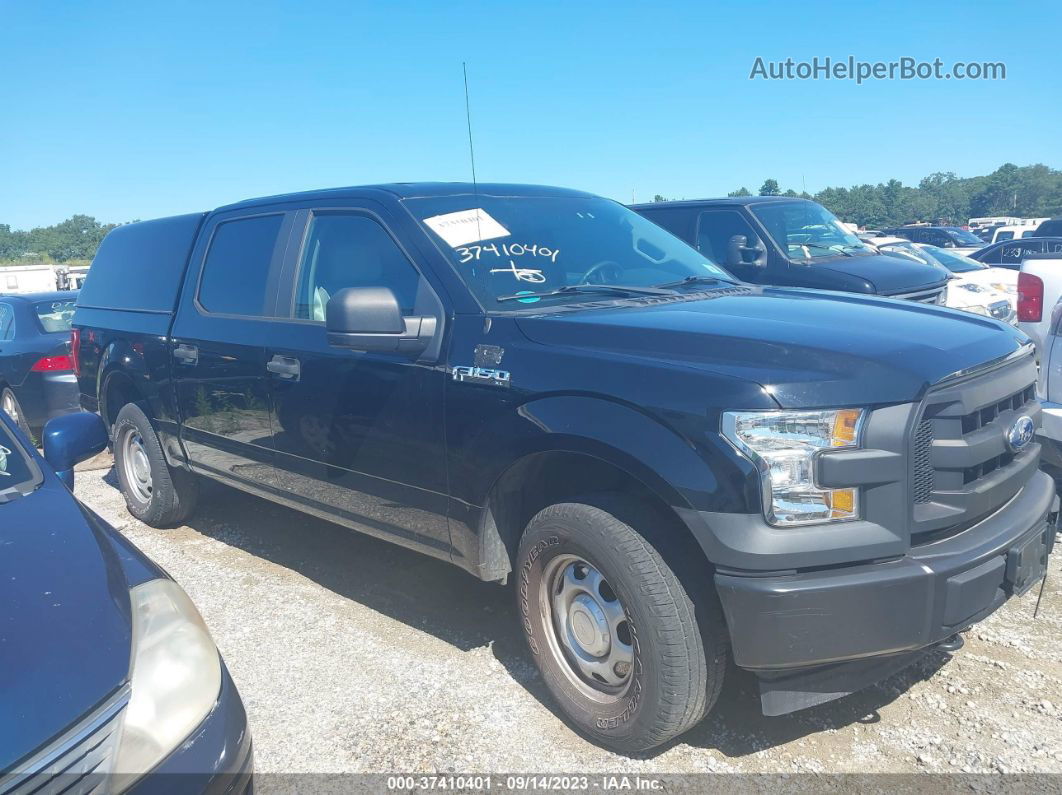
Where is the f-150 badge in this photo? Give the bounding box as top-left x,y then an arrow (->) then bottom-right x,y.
452,365 -> 511,387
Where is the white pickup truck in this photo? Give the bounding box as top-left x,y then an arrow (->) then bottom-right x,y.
1018,253 -> 1062,472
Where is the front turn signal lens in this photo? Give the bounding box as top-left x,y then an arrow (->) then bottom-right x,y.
831,409 -> 862,447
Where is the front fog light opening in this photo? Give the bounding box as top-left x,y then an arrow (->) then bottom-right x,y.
723,408 -> 865,527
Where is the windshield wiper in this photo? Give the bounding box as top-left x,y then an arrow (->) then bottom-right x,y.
651,275 -> 737,290
497,283 -> 677,303
793,242 -> 854,257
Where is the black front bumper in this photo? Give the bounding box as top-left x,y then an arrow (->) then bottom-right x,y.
714,470 -> 1057,715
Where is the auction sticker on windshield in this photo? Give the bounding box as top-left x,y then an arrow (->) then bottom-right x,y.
423,208 -> 510,247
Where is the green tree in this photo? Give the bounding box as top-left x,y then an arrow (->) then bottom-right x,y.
759,179 -> 780,196
728,187 -> 752,197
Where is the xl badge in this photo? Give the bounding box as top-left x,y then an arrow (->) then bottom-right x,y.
1006,415 -> 1035,453
452,365 -> 511,388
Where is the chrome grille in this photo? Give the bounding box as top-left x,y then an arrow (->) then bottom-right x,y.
910,352 -> 1040,544
1,686 -> 129,795
890,286 -> 945,304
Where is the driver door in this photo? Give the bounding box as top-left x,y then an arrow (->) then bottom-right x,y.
265,208 -> 452,553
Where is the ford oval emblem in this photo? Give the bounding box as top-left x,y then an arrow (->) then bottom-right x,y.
1006,415 -> 1035,453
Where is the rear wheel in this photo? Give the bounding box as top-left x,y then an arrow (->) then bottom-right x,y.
516,498 -> 728,753
113,402 -> 198,527
1,387 -> 31,438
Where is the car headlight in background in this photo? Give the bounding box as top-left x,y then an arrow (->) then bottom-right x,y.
114,579 -> 221,786
723,409 -> 864,526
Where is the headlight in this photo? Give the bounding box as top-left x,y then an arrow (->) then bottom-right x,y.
114,579 -> 221,785
722,409 -> 864,526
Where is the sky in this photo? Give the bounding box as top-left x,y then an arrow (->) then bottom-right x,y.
2,0 -> 1060,229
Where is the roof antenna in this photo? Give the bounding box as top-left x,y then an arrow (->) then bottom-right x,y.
463,62 -> 478,188
462,61 -> 482,239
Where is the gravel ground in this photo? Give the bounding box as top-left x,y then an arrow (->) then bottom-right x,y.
75,456 -> 1062,776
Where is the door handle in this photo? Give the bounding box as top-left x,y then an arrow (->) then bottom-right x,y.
174,344 -> 198,365
266,355 -> 300,380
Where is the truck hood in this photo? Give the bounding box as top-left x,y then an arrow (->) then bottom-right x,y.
0,478 -> 131,771
810,252 -> 947,295
515,287 -> 1030,407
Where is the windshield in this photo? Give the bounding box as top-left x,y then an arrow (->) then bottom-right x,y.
748,201 -> 875,260
406,195 -> 736,307
945,228 -> 985,246
35,299 -> 75,333
878,241 -> 939,266
920,245 -> 986,273
0,421 -> 37,494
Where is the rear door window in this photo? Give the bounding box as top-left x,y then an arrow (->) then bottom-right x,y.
198,214 -> 285,316
0,304 -> 14,340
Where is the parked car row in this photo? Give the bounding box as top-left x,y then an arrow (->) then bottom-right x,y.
631,196 -> 950,304
862,236 -> 1017,323
2,182 -> 1056,776
0,291 -> 81,438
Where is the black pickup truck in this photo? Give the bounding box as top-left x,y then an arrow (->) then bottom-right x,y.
74,183 -> 1055,753
631,196 -> 950,303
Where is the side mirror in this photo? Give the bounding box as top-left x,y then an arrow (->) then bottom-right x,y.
325,287 -> 437,355
726,234 -> 768,269
43,412 -> 108,489
943,241 -> 956,248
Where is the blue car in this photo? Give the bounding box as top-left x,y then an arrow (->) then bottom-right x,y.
0,291 -> 82,438
0,412 -> 252,793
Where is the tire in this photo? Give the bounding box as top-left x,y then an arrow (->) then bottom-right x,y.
1,387 -> 32,439
113,401 -> 198,527
516,497 -> 728,754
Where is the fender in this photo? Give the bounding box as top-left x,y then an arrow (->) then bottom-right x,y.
97,340 -> 186,468
451,394 -> 736,580
98,340 -> 150,418
506,394 -> 721,508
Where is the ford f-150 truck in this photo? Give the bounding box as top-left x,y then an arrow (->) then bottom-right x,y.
631,197 -> 951,303
73,183 -> 1056,753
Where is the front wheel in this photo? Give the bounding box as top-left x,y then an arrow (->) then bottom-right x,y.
516,499 -> 728,753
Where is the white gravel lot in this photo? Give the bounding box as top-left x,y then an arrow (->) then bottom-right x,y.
74,457 -> 1062,777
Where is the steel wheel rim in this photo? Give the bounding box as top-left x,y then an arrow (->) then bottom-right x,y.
122,430 -> 153,503
540,554 -> 635,697
1,392 -> 19,426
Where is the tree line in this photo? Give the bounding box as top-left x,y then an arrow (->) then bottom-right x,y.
3,162 -> 1060,265
654,162 -> 1062,228
0,215 -> 122,263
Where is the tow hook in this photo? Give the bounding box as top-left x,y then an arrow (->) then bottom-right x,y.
936,633 -> 965,653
